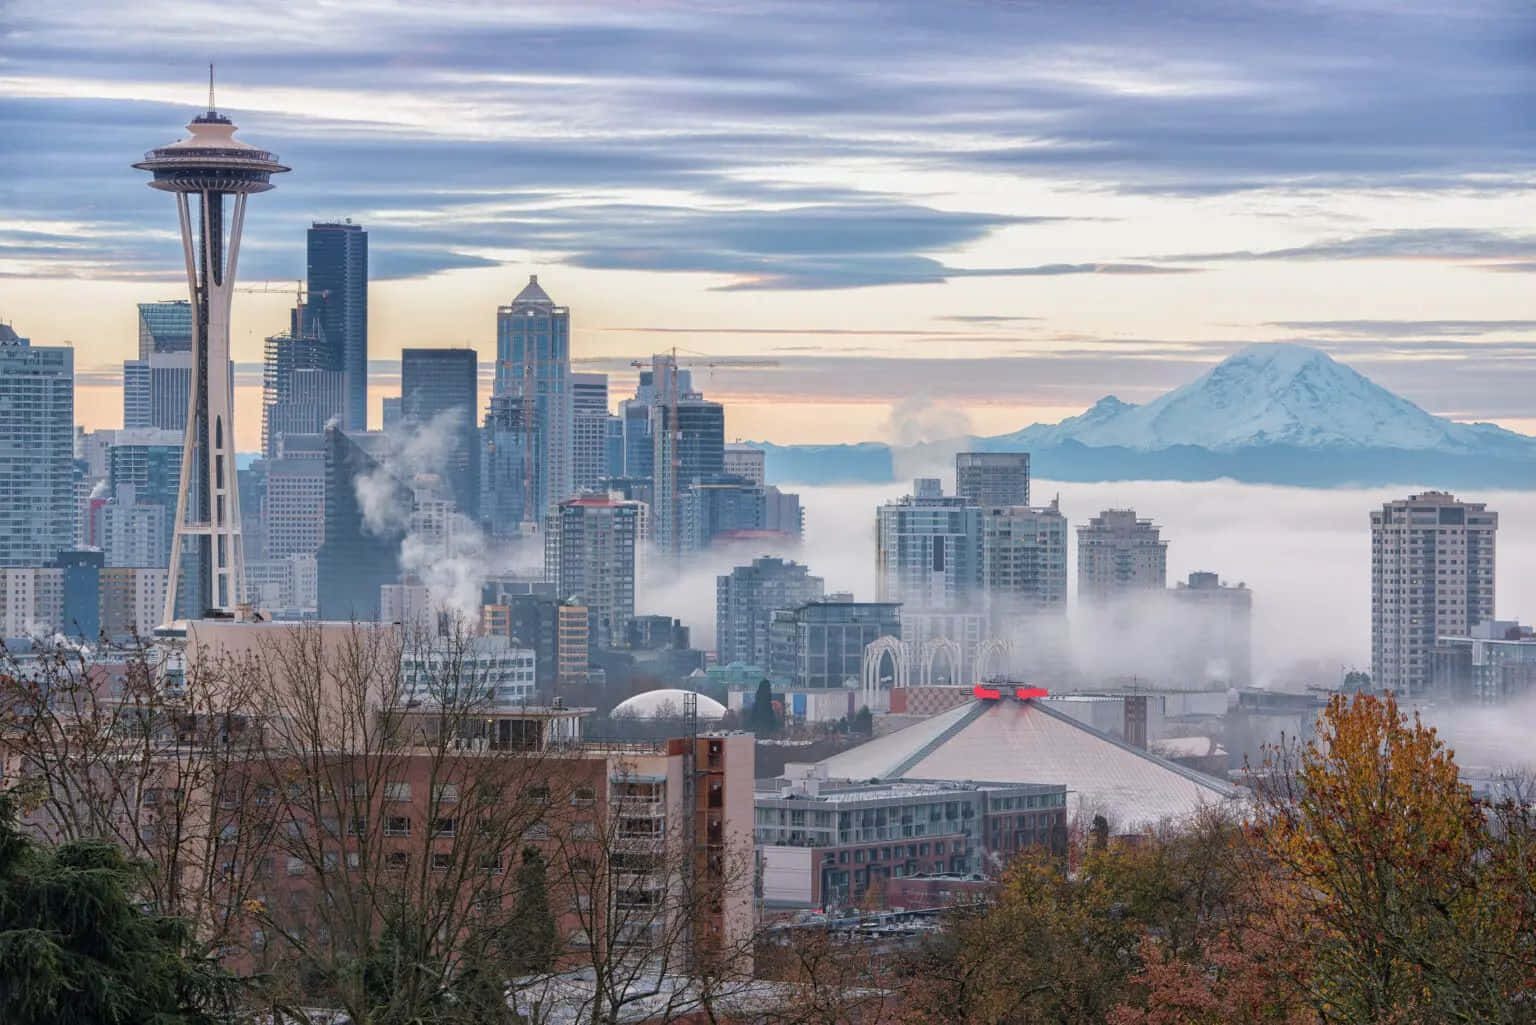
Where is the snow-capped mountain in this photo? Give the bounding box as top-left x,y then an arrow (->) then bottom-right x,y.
760,343 -> 1536,487
995,342 -> 1530,454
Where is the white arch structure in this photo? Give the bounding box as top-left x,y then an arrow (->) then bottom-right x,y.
920,637 -> 963,686
860,633 -> 1017,711
861,636 -> 909,712
975,638 -> 1013,681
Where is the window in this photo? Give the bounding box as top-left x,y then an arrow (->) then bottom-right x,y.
522,784 -> 551,804
478,854 -> 502,873
386,851 -> 410,871
386,816 -> 411,837
433,817 -> 456,837
384,782 -> 412,803
432,783 -> 459,805
285,857 -> 305,876
572,822 -> 596,840
346,852 -> 361,869
572,785 -> 596,806
431,852 -> 452,871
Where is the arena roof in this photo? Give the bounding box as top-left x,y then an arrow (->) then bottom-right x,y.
816,697 -> 1238,830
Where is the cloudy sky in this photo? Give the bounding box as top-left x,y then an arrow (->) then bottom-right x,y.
3,0 -> 1535,448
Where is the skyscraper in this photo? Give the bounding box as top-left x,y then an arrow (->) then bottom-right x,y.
126,301 -> 196,431
1169,572 -> 1253,687
571,372 -> 610,495
496,275 -> 571,519
261,302 -> 344,458
481,393 -> 538,536
1076,508 -> 1168,601
307,221 -> 368,431
401,348 -> 480,518
716,557 -> 825,667
137,300 -> 192,358
980,500 -> 1068,622
0,331 -> 75,567
652,355 -> 725,555
316,425 -> 406,620
956,452 -> 1030,507
135,89 -> 287,619
875,482 -> 983,611
1372,492 -> 1497,696
723,444 -> 766,485
544,495 -> 642,649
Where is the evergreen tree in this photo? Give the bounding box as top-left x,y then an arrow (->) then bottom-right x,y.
852,705 -> 873,736
0,792 -> 237,1025
750,679 -> 778,734
505,846 -> 557,974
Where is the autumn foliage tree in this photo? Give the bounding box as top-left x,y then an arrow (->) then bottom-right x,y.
1248,691 -> 1536,1025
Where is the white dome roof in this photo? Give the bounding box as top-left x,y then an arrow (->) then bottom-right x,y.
612,689 -> 727,720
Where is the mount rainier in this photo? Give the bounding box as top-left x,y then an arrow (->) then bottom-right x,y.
759,343 -> 1536,488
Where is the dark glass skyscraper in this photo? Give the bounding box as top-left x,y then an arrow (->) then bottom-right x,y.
316,425 -> 404,620
307,221 -> 368,431
401,347 -> 480,518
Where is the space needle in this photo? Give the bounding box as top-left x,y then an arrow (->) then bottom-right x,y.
135,71 -> 288,624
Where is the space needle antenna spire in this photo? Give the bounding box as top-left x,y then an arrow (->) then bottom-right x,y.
135,75 -> 289,625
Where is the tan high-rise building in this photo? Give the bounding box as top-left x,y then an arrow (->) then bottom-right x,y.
1076,508 -> 1167,602
1372,491 -> 1497,696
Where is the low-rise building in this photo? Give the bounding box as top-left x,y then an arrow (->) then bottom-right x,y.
1434,619 -> 1536,703
756,768 -> 1066,911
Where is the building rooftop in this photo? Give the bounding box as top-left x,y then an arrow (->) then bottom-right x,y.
816,697 -> 1236,829
510,273 -> 555,307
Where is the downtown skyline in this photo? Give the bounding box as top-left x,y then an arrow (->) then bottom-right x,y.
3,0 -> 1535,449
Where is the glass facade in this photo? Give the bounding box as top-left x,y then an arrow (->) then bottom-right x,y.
496,276 -> 571,518
306,222 -> 368,431
136,300 -> 192,359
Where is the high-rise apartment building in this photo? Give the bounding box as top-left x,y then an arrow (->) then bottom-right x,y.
0,333 -> 74,567
106,428 -> 183,567
544,495 -> 643,650
1169,571 -> 1253,687
307,221 -> 368,431
401,347 -> 481,518
571,372 -> 610,495
0,566 -> 64,637
99,566 -> 168,639
1372,491 -> 1497,696
136,300 -> 192,358
875,482 -> 983,611
496,276 -> 571,518
93,485 -> 168,568
1077,508 -> 1168,601
980,500 -> 1068,622
956,452 -> 1030,507
716,557 -> 825,667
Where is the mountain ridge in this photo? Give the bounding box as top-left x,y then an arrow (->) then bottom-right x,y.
756,343 -> 1536,488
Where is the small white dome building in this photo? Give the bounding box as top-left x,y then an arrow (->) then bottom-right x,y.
611,689 -> 728,720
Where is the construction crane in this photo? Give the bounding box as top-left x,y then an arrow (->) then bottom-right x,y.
234,279 -> 329,306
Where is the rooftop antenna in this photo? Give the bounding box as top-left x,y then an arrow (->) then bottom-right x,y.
208,63 -> 215,114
